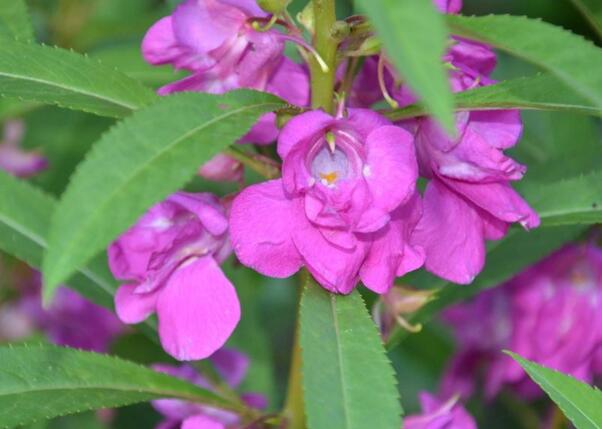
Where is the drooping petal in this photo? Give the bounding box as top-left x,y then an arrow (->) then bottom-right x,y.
266,58 -> 310,107
0,143 -> 47,177
168,193 -> 228,236
467,110 -> 522,150
443,179 -> 540,228
114,284 -> 158,324
364,125 -> 418,213
182,415 -> 226,429
157,256 -> 240,360
142,17 -> 183,66
277,111 -> 333,159
414,180 -> 485,284
237,31 -> 284,89
346,108 -> 392,140
230,180 -> 304,277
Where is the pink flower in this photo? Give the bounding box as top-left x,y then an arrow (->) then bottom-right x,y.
404,40 -> 538,284
142,0 -> 309,141
108,192 -> 240,361
442,244 -> 602,400
0,120 -> 47,177
152,349 -> 266,429
404,393 -> 476,429
230,109 -> 424,294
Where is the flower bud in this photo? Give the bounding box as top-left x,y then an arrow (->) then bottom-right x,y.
257,0 -> 290,14
297,3 -> 314,35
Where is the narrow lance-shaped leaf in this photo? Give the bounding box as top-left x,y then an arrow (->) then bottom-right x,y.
355,0 -> 455,133
386,74 -> 601,121
301,274 -> 402,429
43,90 -> 285,302
0,171 -> 161,343
446,14 -> 602,116
0,0 -> 34,42
507,352 -> 602,429
521,171 -> 602,227
0,344 -> 239,429
570,0 -> 602,41
0,42 -> 157,118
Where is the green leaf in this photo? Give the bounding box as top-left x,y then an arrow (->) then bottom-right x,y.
301,275 -> 402,429
43,90 -> 284,302
355,0 -> 454,133
0,0 -> 34,42
507,352 -> 602,429
0,170 -> 160,341
386,74 -> 601,121
0,344 -> 236,429
388,225 -> 585,349
571,0 -> 602,41
446,14 -> 602,117
522,171 -> 602,226
0,42 -> 157,118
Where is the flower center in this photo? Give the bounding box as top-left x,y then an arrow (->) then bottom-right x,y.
310,145 -> 350,187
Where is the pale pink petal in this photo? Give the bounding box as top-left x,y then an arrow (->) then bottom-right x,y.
364,125 -> 418,212
198,153 -> 243,182
114,284 -> 158,324
157,257 -> 240,360
414,180 -> 485,284
230,180 -> 304,277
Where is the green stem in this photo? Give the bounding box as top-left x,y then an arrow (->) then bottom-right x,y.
224,146 -> 281,179
310,0 -> 338,112
282,270 -> 309,429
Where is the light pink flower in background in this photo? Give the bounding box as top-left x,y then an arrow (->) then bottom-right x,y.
0,120 -> 47,177
404,392 -> 476,429
152,348 -> 266,429
230,109 -> 424,294
442,244 -> 602,400
108,192 -> 240,361
198,153 -> 244,183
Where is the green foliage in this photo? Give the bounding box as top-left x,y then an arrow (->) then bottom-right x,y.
0,42 -> 157,118
523,171 -> 602,226
0,344 -> 234,429
0,170 -> 117,309
42,90 -> 285,302
447,14 -> 602,117
508,352 -> 602,429
356,0 -> 454,133
0,0 -> 34,42
387,74 -> 601,121
300,276 -> 402,429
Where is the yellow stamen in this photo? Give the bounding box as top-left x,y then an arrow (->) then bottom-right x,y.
320,171 -> 338,185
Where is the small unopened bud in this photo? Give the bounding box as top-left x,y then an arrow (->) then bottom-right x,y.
331,21 -> 350,41
257,0 -> 290,14
374,285 -> 434,340
297,3 -> 314,35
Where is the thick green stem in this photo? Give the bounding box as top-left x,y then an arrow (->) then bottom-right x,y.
283,270 -> 309,429
310,0 -> 338,112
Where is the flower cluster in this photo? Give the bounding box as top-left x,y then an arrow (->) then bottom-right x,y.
107,0 -> 541,363
441,244 -> 602,400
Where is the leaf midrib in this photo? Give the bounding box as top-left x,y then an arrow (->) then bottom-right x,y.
47,100 -> 281,286
330,294 -> 352,429
0,70 -> 144,113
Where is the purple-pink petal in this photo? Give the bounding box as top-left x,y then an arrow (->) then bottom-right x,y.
157,256 -> 240,361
